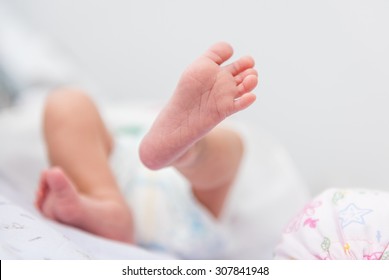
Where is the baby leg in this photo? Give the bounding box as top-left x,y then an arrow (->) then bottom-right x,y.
139,42 -> 258,217
35,89 -> 134,243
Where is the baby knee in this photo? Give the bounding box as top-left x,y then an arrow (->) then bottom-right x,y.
44,88 -> 92,118
46,87 -> 89,107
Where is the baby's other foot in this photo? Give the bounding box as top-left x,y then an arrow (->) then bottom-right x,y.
35,167 -> 83,224
35,167 -> 134,243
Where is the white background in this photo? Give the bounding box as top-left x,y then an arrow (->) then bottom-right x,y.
3,0 -> 389,195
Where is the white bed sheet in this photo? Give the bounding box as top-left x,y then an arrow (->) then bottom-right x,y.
0,177 -> 171,260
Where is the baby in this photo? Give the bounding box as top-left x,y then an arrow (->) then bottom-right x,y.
35,42 -> 258,258
35,42 -> 389,260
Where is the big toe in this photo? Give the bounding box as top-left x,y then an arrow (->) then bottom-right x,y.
203,42 -> 234,65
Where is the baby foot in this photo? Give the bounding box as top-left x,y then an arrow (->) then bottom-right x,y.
35,167 -> 83,224
35,167 -> 134,243
139,42 -> 258,169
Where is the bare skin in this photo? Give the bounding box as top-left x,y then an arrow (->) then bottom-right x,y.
36,90 -> 134,243
35,42 -> 258,243
139,42 -> 257,169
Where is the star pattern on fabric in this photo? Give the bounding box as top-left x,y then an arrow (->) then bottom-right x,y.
338,203 -> 373,228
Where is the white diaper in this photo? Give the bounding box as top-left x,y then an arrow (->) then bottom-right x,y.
109,122 -> 228,259
275,188 -> 389,260
104,105 -> 310,259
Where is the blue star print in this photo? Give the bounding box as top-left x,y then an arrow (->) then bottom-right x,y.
338,203 -> 373,228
